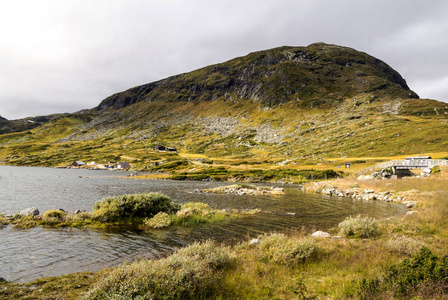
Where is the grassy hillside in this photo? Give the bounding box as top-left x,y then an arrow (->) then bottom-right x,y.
0,43 -> 447,173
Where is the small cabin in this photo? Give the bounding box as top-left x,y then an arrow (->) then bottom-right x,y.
116,162 -> 131,170
71,161 -> 86,168
344,162 -> 351,168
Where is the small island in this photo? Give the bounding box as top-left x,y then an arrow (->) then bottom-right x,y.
198,184 -> 285,196
1,192 -> 260,230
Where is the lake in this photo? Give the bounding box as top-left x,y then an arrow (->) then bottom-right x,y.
0,166 -> 404,283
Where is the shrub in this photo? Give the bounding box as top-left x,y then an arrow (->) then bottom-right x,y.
257,233 -> 317,266
338,215 -> 379,238
432,165 -> 441,174
144,212 -> 172,228
91,192 -> 180,222
385,235 -> 422,255
83,240 -> 235,299
357,247 -> 448,299
11,216 -> 37,229
42,210 -> 66,223
65,212 -> 92,225
173,202 -> 227,226
0,214 -> 10,226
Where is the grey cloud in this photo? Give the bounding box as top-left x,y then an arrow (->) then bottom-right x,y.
1,0 -> 447,119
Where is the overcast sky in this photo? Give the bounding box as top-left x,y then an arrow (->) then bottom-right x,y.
1,0 -> 447,120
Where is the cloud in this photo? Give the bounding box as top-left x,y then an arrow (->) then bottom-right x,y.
0,0 -> 447,119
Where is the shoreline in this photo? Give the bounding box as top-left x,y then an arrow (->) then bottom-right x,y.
1,176 -> 446,299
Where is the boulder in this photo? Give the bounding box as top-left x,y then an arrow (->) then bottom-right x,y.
0,277 -> 7,283
364,189 -> 375,194
311,231 -> 331,238
249,238 -> 260,245
20,207 -> 39,217
404,202 -> 415,209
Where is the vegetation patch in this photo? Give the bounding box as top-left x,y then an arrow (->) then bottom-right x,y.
83,240 -> 235,300
358,247 -> 448,299
203,184 -> 285,195
171,167 -> 343,182
91,192 -> 179,223
144,202 -> 236,228
338,215 -> 379,238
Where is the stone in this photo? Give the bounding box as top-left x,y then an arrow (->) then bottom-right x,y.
20,207 -> 39,217
364,189 -> 375,194
74,209 -> 82,214
357,175 -> 374,180
311,231 -> 331,238
405,202 -> 415,209
0,277 -> 7,283
249,238 -> 260,245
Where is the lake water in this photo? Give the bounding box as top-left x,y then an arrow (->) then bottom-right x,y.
0,166 -> 404,283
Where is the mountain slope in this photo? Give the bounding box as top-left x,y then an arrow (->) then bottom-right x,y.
0,43 -> 447,169
97,43 -> 418,111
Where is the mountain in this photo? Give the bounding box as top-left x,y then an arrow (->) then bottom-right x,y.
96,43 -> 418,111
0,114 -> 66,135
0,43 -> 447,169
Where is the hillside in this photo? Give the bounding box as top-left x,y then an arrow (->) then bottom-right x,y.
0,43 -> 447,173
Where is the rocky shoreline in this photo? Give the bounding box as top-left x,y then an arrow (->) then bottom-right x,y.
302,181 -> 417,213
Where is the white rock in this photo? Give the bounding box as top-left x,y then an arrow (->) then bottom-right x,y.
311,231 -> 331,238
249,238 -> 260,245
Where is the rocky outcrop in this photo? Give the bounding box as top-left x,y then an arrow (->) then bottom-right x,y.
95,43 -> 419,112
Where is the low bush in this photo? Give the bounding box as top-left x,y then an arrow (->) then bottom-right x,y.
257,233 -> 317,266
358,247 -> 448,299
11,216 -> 37,229
65,212 -> 93,225
144,212 -> 172,228
173,202 -> 228,226
42,210 -> 66,223
83,240 -> 235,300
0,214 -> 10,226
338,215 -> 379,238
91,192 -> 180,222
385,235 -> 422,255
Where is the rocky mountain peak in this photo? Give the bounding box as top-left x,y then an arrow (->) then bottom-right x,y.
96,43 -> 419,112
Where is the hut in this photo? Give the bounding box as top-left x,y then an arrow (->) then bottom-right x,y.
71,161 -> 86,168
116,162 -> 131,170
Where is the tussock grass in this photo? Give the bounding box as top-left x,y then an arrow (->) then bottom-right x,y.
83,241 -> 235,300
144,202 -> 231,228
338,215 -> 379,238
